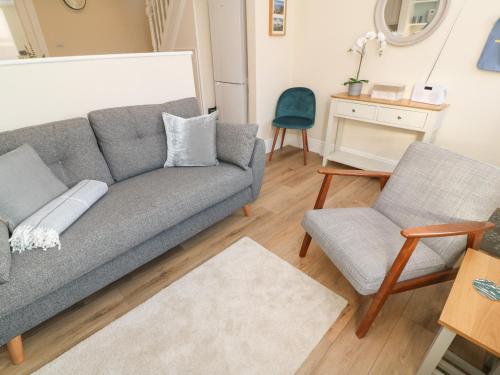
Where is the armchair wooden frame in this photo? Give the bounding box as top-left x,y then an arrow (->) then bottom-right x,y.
299,168 -> 495,338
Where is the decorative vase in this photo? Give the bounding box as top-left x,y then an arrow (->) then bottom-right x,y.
348,82 -> 363,96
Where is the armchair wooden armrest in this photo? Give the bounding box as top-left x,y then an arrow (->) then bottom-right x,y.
356,220 -> 494,338
401,221 -> 495,239
317,168 -> 392,179
313,168 -> 392,209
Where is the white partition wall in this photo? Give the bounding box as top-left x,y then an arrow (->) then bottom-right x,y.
0,52 -> 196,131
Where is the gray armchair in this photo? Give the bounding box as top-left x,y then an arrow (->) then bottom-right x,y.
299,142 -> 500,338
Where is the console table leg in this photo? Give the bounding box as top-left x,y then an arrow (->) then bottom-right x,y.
417,326 -> 455,375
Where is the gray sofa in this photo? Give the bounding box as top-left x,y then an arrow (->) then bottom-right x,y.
0,97 -> 265,349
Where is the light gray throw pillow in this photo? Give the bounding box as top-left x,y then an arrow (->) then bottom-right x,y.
163,111 -> 219,167
217,122 -> 258,170
0,144 -> 68,232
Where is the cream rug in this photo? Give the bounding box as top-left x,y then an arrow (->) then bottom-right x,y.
35,237 -> 347,375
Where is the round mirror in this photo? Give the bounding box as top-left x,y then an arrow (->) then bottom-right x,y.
375,0 -> 450,46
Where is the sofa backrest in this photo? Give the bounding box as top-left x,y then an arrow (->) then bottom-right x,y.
0,118 -> 114,187
88,97 -> 200,181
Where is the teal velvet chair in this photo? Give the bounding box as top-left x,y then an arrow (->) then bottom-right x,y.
269,87 -> 316,165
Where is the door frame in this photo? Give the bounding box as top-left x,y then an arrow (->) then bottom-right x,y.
14,0 -> 49,57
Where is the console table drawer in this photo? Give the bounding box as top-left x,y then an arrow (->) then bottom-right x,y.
336,101 -> 377,121
377,107 -> 427,129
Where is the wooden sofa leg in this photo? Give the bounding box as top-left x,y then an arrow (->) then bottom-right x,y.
299,233 -> 312,258
243,204 -> 251,217
7,335 -> 24,365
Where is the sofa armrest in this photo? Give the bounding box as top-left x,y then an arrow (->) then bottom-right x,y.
0,220 -> 11,284
249,138 -> 266,201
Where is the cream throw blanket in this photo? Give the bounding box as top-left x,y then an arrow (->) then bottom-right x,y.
9,180 -> 108,253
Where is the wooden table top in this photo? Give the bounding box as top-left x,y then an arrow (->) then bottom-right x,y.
331,92 -> 449,111
439,249 -> 500,356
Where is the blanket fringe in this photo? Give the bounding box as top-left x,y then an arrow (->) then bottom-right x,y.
9,225 -> 61,253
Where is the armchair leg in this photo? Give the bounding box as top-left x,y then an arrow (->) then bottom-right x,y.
356,237 -> 420,338
280,128 -> 287,149
299,233 -> 312,257
268,127 -> 280,162
356,288 -> 392,338
7,335 -> 24,365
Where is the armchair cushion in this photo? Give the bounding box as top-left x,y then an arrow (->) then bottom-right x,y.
374,142 -> 500,267
302,208 -> 446,295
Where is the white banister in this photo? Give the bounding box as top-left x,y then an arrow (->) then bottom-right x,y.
145,0 -> 169,52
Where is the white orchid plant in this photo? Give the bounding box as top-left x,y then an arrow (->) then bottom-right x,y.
344,31 -> 387,86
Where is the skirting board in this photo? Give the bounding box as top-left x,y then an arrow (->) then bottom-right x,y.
263,133 -> 398,168
263,134 -> 324,155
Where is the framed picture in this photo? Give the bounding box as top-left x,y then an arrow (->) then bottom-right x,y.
269,0 -> 286,36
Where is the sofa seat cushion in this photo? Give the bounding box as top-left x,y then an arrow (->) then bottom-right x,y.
302,207 -> 447,295
0,163 -> 252,317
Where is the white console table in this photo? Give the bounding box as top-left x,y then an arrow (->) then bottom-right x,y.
322,93 -> 448,171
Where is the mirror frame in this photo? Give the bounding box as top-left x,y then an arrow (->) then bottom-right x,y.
374,0 -> 450,46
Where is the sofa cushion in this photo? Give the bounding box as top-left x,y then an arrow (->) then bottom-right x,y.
302,207 -> 446,295
163,111 -> 219,167
89,98 -> 200,181
0,118 -> 114,187
217,122 -> 258,170
0,162 -> 252,317
0,144 -> 68,231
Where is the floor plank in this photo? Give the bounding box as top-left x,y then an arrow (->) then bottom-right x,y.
0,147 -> 484,374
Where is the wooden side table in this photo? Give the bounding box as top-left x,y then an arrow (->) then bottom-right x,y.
322,93 -> 448,171
417,249 -> 500,375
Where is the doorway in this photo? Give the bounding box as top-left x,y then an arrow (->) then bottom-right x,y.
0,0 -> 47,60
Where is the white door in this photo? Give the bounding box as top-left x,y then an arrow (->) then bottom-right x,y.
215,82 -> 248,124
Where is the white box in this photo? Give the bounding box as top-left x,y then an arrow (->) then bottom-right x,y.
371,84 -> 405,101
411,84 -> 447,105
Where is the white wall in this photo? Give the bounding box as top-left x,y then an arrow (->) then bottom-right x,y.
32,0 -> 152,56
0,52 -> 196,131
288,0 -> 500,165
246,0 -> 296,141
248,0 -> 500,164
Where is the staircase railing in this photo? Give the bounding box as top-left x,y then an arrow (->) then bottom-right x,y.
145,0 -> 169,51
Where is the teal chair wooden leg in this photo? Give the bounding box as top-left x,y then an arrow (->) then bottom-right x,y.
301,129 -> 308,165
269,127 -> 280,162
280,128 -> 286,149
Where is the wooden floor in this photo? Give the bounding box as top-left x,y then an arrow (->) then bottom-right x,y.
0,147 -> 486,374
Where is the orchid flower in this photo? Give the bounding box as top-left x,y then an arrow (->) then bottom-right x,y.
345,31 -> 386,86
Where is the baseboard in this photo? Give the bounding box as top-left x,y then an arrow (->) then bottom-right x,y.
338,146 -> 398,167
284,133 -> 324,155
263,138 -> 274,154
262,134 -> 324,155
264,133 -> 398,168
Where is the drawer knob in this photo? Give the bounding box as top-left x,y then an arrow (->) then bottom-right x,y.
352,109 -> 356,113
397,116 -> 402,120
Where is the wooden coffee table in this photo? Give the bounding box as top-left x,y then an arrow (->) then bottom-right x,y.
417,249 -> 500,375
